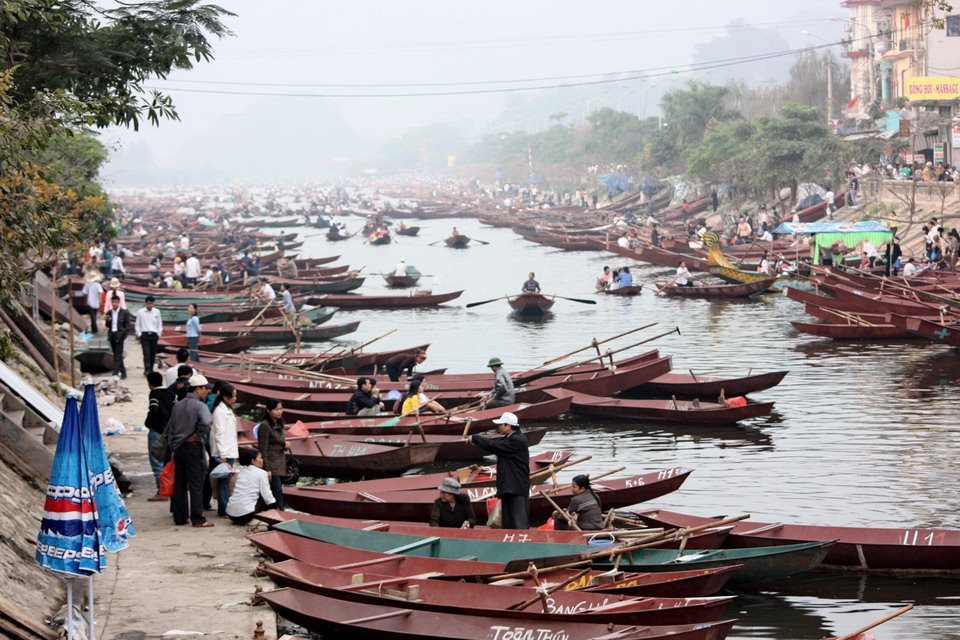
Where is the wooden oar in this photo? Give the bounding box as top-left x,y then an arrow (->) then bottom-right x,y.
540,323 -> 659,366
550,294 -> 597,305
472,238 -> 491,245
539,489 -> 581,531
465,295 -> 510,309
506,565 -> 591,612
833,604 -> 913,640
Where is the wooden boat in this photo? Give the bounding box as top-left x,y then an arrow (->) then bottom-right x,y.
444,234 -> 470,248
636,371 -> 788,398
382,268 -> 422,288
656,278 -> 775,298
395,225 -> 420,236
586,240 -> 711,273
791,321 -> 911,340
260,511 -> 732,551
281,467 -> 692,522
287,439 -> 442,480
262,561 -> 736,626
295,256 -> 341,267
74,349 -> 114,374
307,290 -> 463,309
282,449 -> 572,494
248,530 -> 742,597
519,231 -> 597,251
172,320 -> 361,344
256,390 -> 574,428
508,292 -> 556,314
157,304 -> 336,326
569,392 -> 774,425
258,588 -> 737,640
600,285 -> 643,296
635,509 -> 960,573
783,286 -> 934,316
158,333 -> 256,354
887,313 -> 960,347
593,541 -> 834,585
368,233 -> 392,245
259,275 -> 366,295
326,229 -> 353,241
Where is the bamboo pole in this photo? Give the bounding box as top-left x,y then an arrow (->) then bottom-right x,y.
833,604 -> 913,640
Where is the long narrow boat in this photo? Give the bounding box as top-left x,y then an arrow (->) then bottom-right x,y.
247,530 -> 743,597
307,290 -> 463,309
783,286 -> 933,316
395,225 -> 420,236
262,561 -> 735,626
171,320 -> 361,344
656,278 -> 775,298
886,313 -> 960,347
791,321 -> 911,340
259,511 -> 731,550
593,541 -> 834,585
158,333 -> 256,354
586,240 -> 711,273
569,392 -> 774,425
258,588 -> 737,640
508,292 -> 556,314
281,467 -> 692,522
287,439 -> 442,480
636,371 -> 787,398
634,509 -> 960,573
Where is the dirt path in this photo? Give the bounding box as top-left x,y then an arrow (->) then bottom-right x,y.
94,340 -> 277,639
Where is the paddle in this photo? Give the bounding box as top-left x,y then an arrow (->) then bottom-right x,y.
472,238 -> 491,245
550,294 -> 597,305
465,295 -> 510,309
833,604 -> 913,640
428,240 -> 444,247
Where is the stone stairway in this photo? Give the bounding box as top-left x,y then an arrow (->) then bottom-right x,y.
0,361 -> 61,484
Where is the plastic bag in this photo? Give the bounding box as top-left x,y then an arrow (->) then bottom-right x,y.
159,462 -> 175,497
103,417 -> 125,436
724,396 -> 748,408
538,517 -> 555,531
209,462 -> 233,479
486,497 -> 502,528
287,420 -> 308,437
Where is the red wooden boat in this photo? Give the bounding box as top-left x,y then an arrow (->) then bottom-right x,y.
260,275 -> 366,294
231,357 -> 671,412
395,225 -> 420,236
790,321 -> 911,340
258,588 -> 736,640
508,292 -> 556,314
261,561 -> 735,626
287,439 -> 442,479
636,371 -> 787,397
819,283 -> 943,315
382,273 -> 421,287
282,467 -> 693,522
519,231 -> 597,251
255,389 -> 574,428
285,449 -> 573,494
307,290 -> 463,309
569,392 -> 774,424
258,511 -> 732,551
886,313 -> 960,347
444,234 -> 470,248
248,530 -> 743,597
794,191 -> 845,223
170,342 -> 432,373
295,256 -> 341,267
587,240 -> 711,273
158,333 -> 256,354
784,286 -> 934,317
655,278 -> 775,298
171,320 -> 360,344
601,285 -> 643,296
634,509 -> 960,573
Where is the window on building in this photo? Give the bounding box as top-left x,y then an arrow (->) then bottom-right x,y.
947,15 -> 960,37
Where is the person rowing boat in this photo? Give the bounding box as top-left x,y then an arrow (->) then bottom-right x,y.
521,272 -> 541,293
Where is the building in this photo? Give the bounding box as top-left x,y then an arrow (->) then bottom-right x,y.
841,0 -> 960,163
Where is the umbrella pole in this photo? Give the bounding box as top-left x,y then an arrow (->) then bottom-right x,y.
87,575 -> 95,640
66,578 -> 74,640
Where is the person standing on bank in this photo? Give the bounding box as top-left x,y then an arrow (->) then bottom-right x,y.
257,399 -> 288,510
145,371 -> 173,501
210,383 -> 239,517
481,357 -> 515,408
107,294 -> 131,379
185,303 -> 201,363
82,272 -> 104,334
429,478 -> 476,528
468,412 -> 530,529
552,474 -> 603,530
167,373 -> 214,528
135,295 -> 163,375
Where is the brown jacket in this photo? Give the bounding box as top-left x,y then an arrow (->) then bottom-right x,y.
257,419 -> 286,476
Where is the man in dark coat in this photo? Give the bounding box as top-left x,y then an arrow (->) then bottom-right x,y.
468,411 -> 530,529
106,294 -> 132,379
384,348 -> 427,382
345,377 -> 384,416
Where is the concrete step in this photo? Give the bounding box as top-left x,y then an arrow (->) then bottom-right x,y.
3,408 -> 25,429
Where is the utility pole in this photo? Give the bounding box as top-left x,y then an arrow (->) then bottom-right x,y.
827,60 -> 833,125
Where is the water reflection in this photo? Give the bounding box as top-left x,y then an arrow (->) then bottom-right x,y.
728,592 -> 830,640
769,569 -> 960,607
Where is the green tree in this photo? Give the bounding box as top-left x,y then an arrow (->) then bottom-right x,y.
582,108 -> 657,164
686,120 -> 755,186
659,81 -> 740,150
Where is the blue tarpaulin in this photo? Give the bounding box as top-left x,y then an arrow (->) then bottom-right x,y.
598,173 -> 629,193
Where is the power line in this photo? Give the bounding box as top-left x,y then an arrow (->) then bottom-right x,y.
146,35 -> 867,99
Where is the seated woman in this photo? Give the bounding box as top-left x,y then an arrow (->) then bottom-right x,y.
553,474 -> 603,530
429,478 -> 476,528
397,378 -> 445,415
225,447 -> 277,525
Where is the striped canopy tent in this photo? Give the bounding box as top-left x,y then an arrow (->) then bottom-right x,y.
773,221 -> 893,264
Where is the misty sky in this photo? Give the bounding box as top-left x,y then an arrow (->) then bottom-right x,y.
102,0 -> 848,184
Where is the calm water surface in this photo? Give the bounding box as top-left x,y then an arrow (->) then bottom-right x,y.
276,216 -> 959,640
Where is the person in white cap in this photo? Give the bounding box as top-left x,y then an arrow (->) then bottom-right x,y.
468,411 -> 530,529
166,373 -> 214,528
429,477 -> 475,529
394,258 -> 407,277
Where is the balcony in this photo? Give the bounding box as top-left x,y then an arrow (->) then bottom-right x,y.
883,37 -> 923,60
843,48 -> 869,58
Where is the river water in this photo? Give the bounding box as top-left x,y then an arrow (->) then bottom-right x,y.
277,215 -> 959,640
